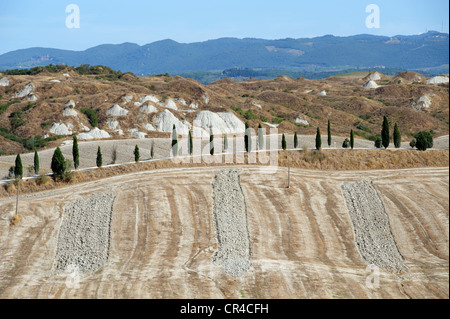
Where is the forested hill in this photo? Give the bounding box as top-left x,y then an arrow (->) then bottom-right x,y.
0,31 -> 448,77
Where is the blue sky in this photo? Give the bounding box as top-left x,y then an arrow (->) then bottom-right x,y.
0,0 -> 448,54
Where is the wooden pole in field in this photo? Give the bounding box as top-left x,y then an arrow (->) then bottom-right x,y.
15,179 -> 19,216
287,150 -> 290,189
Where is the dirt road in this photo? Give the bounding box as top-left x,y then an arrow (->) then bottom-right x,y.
1,134 -> 448,180
0,166 -> 448,298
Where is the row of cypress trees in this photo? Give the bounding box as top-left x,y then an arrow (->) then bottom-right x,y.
275,116 -> 402,151
381,116 -> 402,149
7,116 -> 410,180
11,135 -> 141,180
170,117 -> 402,156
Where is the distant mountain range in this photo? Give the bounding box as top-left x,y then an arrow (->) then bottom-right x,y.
1,31 -> 448,79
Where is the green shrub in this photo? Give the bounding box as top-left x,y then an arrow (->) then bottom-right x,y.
80,108 -> 98,127
41,121 -> 51,129
374,137 -> 382,148
0,100 -> 20,115
24,136 -> 47,150
61,169 -> 74,183
36,174 -> 50,186
244,109 -> 258,120
259,115 -> 268,122
342,138 -> 350,148
415,131 -> 433,151
231,105 -> 246,118
355,121 -> 372,133
9,111 -> 25,131
272,117 -> 283,124
23,102 -> 37,112
377,99 -> 391,106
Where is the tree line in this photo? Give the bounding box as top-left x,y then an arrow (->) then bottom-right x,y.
8,115 -> 434,181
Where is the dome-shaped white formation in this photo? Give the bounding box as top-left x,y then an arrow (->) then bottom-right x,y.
427,76 -> 449,84
363,80 -> 379,89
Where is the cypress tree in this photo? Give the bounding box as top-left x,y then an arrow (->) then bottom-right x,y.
315,127 -> 322,150
258,123 -> 264,150
282,134 -> 287,150
34,150 -> 39,175
244,122 -> 251,152
14,154 -> 23,179
51,147 -> 67,177
72,135 -> 79,169
209,126 -> 214,155
96,146 -> 102,167
393,123 -> 401,148
327,119 -> 331,147
172,124 -> 178,156
223,133 -> 228,151
134,145 -> 140,162
111,145 -> 117,164
381,116 -> 390,149
294,132 -> 298,149
188,130 -> 193,155
350,129 -> 355,149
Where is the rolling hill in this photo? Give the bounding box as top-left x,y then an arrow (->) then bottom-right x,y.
0,65 -> 448,157
0,32 -> 448,77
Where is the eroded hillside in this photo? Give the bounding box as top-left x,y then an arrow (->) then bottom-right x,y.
0,68 -> 448,155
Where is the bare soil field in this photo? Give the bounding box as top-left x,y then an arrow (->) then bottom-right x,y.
0,166 -> 447,299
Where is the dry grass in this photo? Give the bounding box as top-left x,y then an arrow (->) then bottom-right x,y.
281,149 -> 449,171
10,214 -> 21,226
0,149 -> 448,197
1,70 -> 448,157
